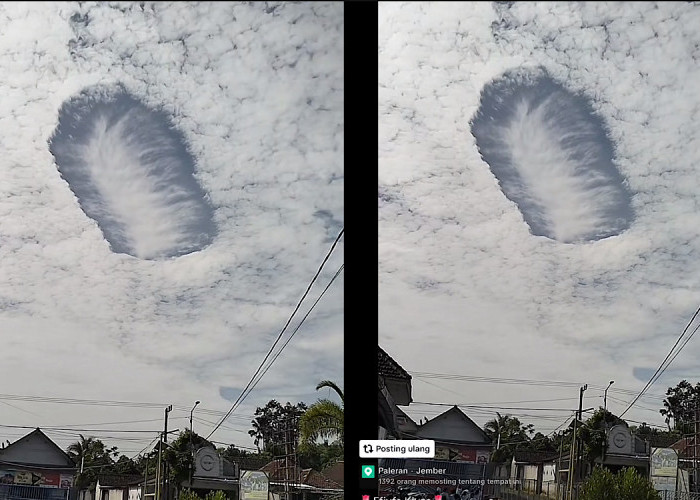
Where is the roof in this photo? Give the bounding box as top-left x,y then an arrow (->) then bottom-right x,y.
513,451 -> 556,464
417,406 -> 492,445
671,436 -> 695,456
260,460 -> 341,490
378,346 -> 411,381
0,428 -> 76,469
322,460 -> 343,487
97,474 -> 143,488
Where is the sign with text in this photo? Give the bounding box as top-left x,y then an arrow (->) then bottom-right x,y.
240,471 -> 268,500
651,448 -> 678,478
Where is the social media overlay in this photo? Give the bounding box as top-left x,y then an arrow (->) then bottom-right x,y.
360,440 -> 435,458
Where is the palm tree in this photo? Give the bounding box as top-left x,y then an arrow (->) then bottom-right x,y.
66,435 -> 119,489
299,380 -> 344,448
484,413 -> 534,463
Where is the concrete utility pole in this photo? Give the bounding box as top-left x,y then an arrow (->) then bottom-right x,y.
163,405 -> 172,500
189,401 -> 200,488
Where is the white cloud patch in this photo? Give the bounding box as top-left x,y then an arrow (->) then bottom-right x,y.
0,1 -> 342,452
380,1 -> 700,432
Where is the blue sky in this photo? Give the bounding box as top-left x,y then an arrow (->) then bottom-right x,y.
379,2 -> 700,434
0,2 -> 343,456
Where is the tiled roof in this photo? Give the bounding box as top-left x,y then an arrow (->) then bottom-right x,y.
378,346 -> 411,380
97,474 -> 143,487
259,460 -> 341,490
322,460 -> 344,487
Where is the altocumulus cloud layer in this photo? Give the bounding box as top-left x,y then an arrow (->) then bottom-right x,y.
50,86 -> 217,259
0,2 -> 342,451
380,2 -> 700,432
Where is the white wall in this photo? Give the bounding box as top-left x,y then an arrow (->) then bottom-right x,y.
543,464 -> 555,483
523,465 -> 538,481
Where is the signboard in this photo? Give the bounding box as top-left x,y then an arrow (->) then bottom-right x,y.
240,471 -> 269,500
0,470 -> 63,488
651,448 -> 678,478
651,476 -> 676,493
434,446 -> 490,463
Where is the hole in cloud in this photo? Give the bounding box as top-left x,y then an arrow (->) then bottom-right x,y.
49,85 -> 217,259
470,68 -> 634,243
219,386 -> 241,403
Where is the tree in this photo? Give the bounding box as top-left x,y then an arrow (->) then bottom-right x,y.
162,430 -> 216,488
299,380 -> 344,450
483,413 -> 535,463
579,466 -> 660,500
660,380 -> 700,433
298,440 -> 343,470
248,400 -> 307,454
577,408 -> 626,465
66,435 -> 120,489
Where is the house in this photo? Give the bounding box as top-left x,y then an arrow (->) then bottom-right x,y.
95,474 -> 143,500
378,346 -> 413,440
0,428 -> 77,500
320,460 -> 343,489
378,406 -> 493,497
259,459 -> 343,500
183,447 -> 239,498
597,424 -> 650,476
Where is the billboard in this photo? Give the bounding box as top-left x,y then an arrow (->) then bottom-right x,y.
240,471 -> 269,500
434,445 -> 490,463
0,470 -> 63,488
651,448 -> 678,478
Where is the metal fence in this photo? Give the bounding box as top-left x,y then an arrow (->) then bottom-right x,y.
656,493 -> 700,500
0,485 -> 70,500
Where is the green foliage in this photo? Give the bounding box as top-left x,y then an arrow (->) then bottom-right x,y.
579,466 -> 617,500
248,400 -> 308,454
298,441 -> 343,470
660,380 -> 700,433
580,466 -> 660,500
179,490 -> 202,500
203,491 -> 227,500
299,381 -> 344,452
578,408 -> 627,464
162,429 -> 217,486
66,435 -> 120,489
483,413 -> 537,463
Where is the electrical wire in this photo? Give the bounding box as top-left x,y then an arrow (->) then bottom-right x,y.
620,305 -> 700,418
205,229 -> 343,439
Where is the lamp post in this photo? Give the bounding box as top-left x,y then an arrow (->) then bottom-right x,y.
189,401 -> 200,488
604,381 -> 614,413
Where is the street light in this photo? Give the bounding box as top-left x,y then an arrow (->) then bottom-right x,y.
189,401 -> 200,488
604,381 -> 614,413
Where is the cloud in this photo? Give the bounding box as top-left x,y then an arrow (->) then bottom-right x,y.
471,67 -> 633,243
380,1 -> 700,432
0,1 -> 343,453
50,85 -> 217,259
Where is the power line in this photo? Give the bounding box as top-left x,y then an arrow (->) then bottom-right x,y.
0,424 -> 161,433
620,305 -> 700,418
206,229 -> 343,439
411,401 -> 579,412
208,263 -> 343,439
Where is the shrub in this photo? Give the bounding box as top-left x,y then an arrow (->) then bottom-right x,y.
579,466 -> 660,500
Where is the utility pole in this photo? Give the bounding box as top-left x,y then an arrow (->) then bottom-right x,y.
567,416 -> 578,500
577,385 -> 587,484
163,405 -> 172,500
155,439 -> 162,500
143,453 -> 149,500
189,401 -> 200,489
